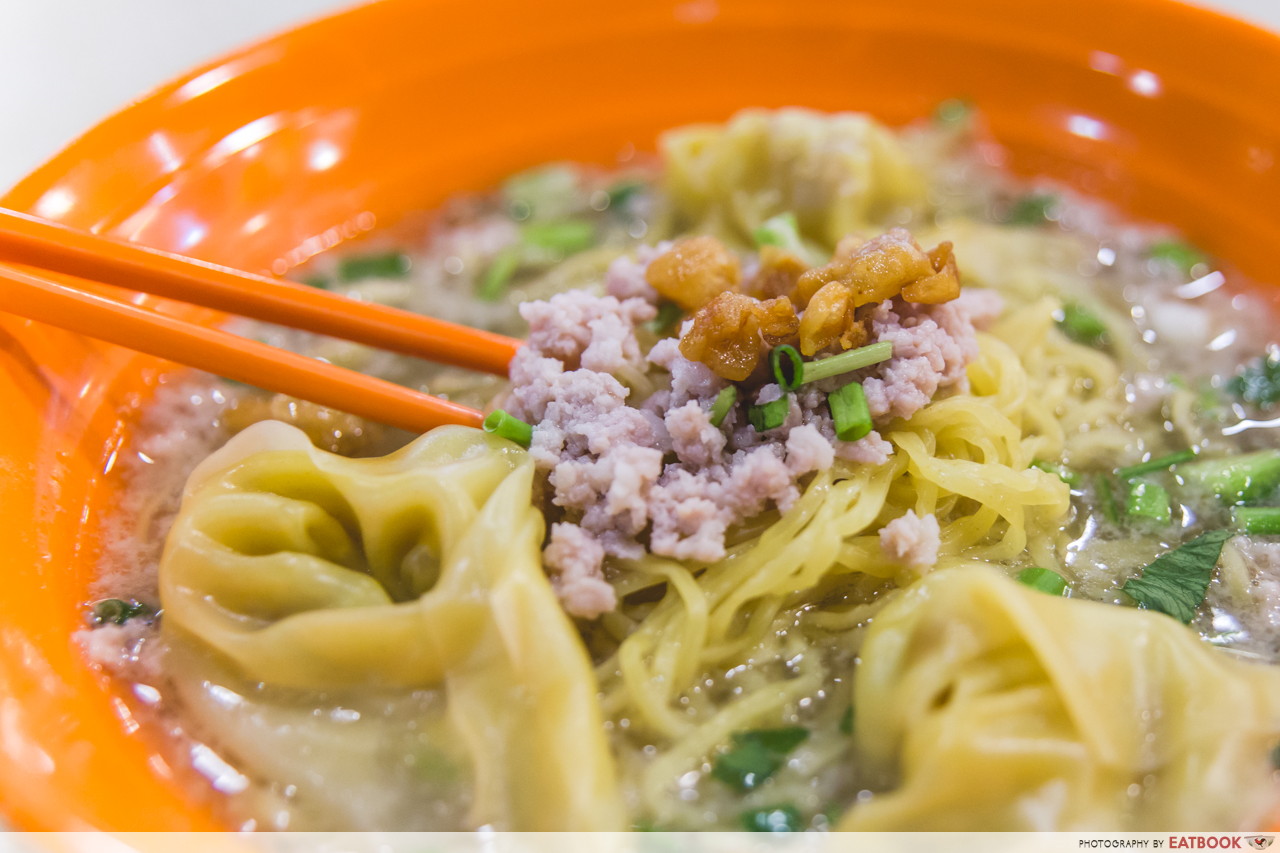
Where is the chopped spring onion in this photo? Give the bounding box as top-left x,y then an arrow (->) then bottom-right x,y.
709,386 -> 737,427
800,341 -> 894,385
520,220 -> 596,255
502,164 -> 579,221
753,212 -> 805,255
748,396 -> 790,432
1096,475 -> 1121,525
648,300 -> 684,336
1004,193 -> 1058,226
769,345 -> 804,391
712,727 -> 809,792
1233,506 -> 1280,536
606,178 -> 646,209
1178,450 -> 1280,505
337,251 -> 411,282
839,706 -> 854,736
1057,302 -> 1109,348
1149,239 -> 1208,276
1031,460 -> 1081,488
827,381 -> 872,442
1125,479 -> 1172,525
91,598 -> 155,626
1271,743 -> 1280,771
300,274 -> 332,290
934,98 -> 973,126
741,805 -> 803,833
482,409 -> 533,448
1016,567 -> 1070,596
1116,448 -> 1197,481
477,247 -> 522,301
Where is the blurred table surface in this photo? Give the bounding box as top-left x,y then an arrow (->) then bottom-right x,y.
1,0 -> 1277,192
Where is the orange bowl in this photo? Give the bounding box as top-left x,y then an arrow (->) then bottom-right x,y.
2,0 -> 1279,831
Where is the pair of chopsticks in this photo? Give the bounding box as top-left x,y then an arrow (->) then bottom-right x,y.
0,207 -> 523,433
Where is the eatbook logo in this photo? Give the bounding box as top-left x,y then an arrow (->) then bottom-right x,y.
1248,838 -> 1275,850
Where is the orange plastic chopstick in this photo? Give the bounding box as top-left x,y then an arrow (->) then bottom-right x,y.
0,207 -> 520,376
0,263 -> 484,433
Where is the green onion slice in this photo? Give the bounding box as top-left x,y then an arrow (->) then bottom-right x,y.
1016,567 -> 1070,596
1125,479 -> 1172,525
709,386 -> 737,427
520,220 -> 596,255
801,341 -> 893,385
1116,448 -> 1197,481
477,247 -> 522,301
753,212 -> 804,254
1030,460 -> 1081,488
1057,302 -> 1109,348
748,397 -> 789,432
337,251 -> 411,282
769,345 -> 804,391
482,409 -> 534,448
1233,506 -> 1280,536
1096,475 -> 1121,525
828,381 -> 872,442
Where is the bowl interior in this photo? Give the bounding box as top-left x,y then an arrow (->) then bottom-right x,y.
2,0 -> 1278,830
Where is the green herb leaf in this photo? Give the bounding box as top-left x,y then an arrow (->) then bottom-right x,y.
1016,567 -> 1070,596
91,598 -> 155,626
606,178 -> 646,209
1121,529 -> 1233,623
1229,354 -> 1280,409
647,300 -> 684,336
1148,239 -> 1208,276
1004,193 -> 1058,226
337,252 -> 411,282
300,274 -> 332,290
741,804 -> 803,833
711,727 -> 809,792
839,706 -> 854,736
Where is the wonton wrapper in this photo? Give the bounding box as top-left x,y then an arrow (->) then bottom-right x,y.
841,567 -> 1280,830
661,108 -> 928,249
160,421 -> 623,830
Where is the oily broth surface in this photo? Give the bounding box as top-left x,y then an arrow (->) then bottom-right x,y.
78,120 -> 1280,830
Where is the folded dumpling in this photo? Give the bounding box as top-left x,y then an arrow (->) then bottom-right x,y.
840,566 -> 1280,830
661,108 -> 929,248
159,420 -> 623,830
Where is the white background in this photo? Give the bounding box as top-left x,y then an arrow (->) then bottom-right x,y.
0,0 -> 1278,192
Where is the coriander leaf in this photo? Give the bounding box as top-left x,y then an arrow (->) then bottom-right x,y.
1148,239 -> 1208,276
839,706 -> 854,735
1229,354 -> 1280,408
710,726 -> 809,791
1121,529 -> 1232,623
